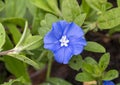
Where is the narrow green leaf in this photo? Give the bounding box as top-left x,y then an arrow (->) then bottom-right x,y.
81,0 -> 91,15
5,0 -> 26,17
3,35 -> 30,83
117,0 -> 120,6
15,21 -> 29,47
98,7 -> 120,29
69,55 -> 83,71
1,18 -> 25,27
47,77 -> 72,85
8,54 -> 40,69
31,9 -> 45,34
1,77 -> 23,85
99,53 -> 110,72
6,24 -> 21,44
85,0 -> 102,12
0,1 -> 4,11
103,70 -> 119,80
21,35 -> 42,50
75,72 -> 95,82
74,13 -> 86,26
0,23 -> 6,49
31,0 -> 55,15
84,41 -> 106,53
46,0 -> 61,16
62,0 -> 80,21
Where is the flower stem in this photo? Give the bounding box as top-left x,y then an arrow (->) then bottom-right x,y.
97,80 -> 103,85
46,58 -> 53,80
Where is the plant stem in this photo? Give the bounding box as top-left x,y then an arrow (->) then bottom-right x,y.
0,49 -> 13,56
46,58 -> 53,80
97,80 -> 103,85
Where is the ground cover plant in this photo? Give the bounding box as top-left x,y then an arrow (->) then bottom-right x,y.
0,0 -> 120,85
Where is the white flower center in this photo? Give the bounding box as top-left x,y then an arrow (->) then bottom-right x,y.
59,35 -> 69,47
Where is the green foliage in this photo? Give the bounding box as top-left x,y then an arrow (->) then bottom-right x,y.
75,72 -> 95,82
75,53 -> 119,82
84,41 -> 106,53
38,13 -> 59,37
99,53 -> 110,72
62,0 -> 80,22
41,77 -> 72,85
103,70 -> 119,80
30,0 -> 60,16
0,23 -> 5,49
117,0 -> 120,6
4,0 -> 26,18
1,77 -> 25,85
0,0 -> 119,84
98,7 -> 120,29
69,55 -> 83,71
15,22 -> 42,51
0,0 -> 4,12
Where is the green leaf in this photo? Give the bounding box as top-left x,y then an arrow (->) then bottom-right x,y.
81,0 -> 91,15
74,13 -> 86,26
47,77 -> 72,85
117,0 -> 120,6
31,0 -> 55,15
1,18 -> 26,27
15,21 -> 42,51
109,25 -> 120,35
62,0 -> 80,21
99,53 -> 110,72
0,23 -> 6,49
117,83 -> 120,85
69,55 -> 83,71
82,62 -> 94,74
3,35 -> 30,84
41,13 -> 59,28
84,57 -> 98,65
84,41 -> 106,53
38,14 -> 59,37
85,0 -> 101,12
97,7 -> 120,29
75,72 -> 95,82
31,9 -> 45,34
103,70 -> 119,80
5,0 -> 26,17
0,1 -> 4,12
6,24 -> 21,44
46,0 -> 61,16
8,54 -> 40,69
85,0 -> 107,13
38,27 -> 50,37
1,77 -> 23,85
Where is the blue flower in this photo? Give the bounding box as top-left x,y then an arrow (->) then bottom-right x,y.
103,81 -> 115,85
44,20 -> 87,64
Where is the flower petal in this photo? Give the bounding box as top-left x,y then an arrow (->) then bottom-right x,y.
54,47 -> 73,64
52,20 -> 68,39
71,44 -> 84,55
44,42 -> 61,52
103,81 -> 115,85
64,22 -> 84,38
44,31 -> 58,44
69,37 -> 87,46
